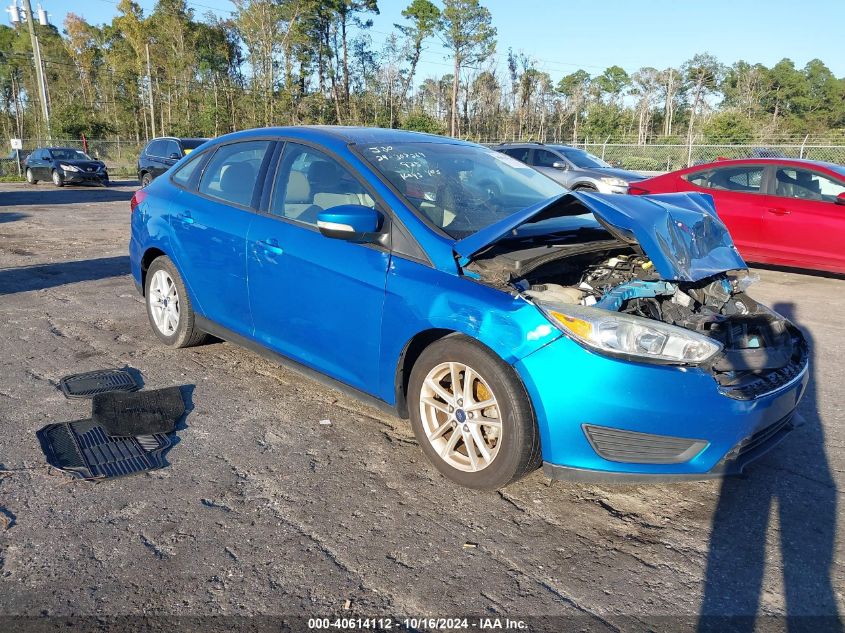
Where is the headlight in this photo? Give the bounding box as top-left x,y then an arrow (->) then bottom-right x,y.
600,176 -> 628,187
536,302 -> 722,364
59,163 -> 80,172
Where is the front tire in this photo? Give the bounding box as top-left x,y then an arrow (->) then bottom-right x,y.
26,168 -> 38,184
52,170 -> 64,187
145,256 -> 208,348
141,172 -> 152,187
408,335 -> 541,490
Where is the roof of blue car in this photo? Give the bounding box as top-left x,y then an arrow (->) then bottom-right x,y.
222,126 -> 474,147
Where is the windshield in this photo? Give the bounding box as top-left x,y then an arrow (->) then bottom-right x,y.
822,162 -> 845,180
50,149 -> 91,161
556,148 -> 610,169
358,142 -> 564,238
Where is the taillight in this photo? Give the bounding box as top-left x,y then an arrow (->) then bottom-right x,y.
130,189 -> 148,213
627,185 -> 650,195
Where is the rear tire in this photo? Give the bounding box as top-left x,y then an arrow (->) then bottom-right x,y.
141,172 -> 152,188
145,256 -> 208,348
407,335 -> 541,490
52,170 -> 64,187
573,184 -> 597,192
25,168 -> 37,184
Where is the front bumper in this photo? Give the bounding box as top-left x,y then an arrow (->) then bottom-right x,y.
61,167 -> 108,184
515,334 -> 808,480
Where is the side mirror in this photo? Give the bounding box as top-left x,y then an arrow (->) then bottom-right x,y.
316,205 -> 383,242
552,161 -> 568,170
836,192 -> 845,206
169,152 -> 181,160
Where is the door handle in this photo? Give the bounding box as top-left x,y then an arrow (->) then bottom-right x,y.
767,207 -> 790,216
177,211 -> 194,224
257,239 -> 283,255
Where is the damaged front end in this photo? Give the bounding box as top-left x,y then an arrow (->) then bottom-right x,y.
459,192 -> 809,400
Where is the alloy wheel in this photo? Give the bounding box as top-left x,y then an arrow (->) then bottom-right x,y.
148,269 -> 180,336
419,361 -> 502,472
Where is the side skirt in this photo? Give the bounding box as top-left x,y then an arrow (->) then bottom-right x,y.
194,315 -> 400,418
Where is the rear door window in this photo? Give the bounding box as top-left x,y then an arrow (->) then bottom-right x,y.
685,166 -> 764,193
773,167 -> 845,202
502,147 -> 530,163
198,140 -> 272,208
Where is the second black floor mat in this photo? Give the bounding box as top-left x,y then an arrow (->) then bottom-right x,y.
91,386 -> 186,436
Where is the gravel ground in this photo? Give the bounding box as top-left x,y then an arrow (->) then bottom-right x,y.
0,181 -> 842,631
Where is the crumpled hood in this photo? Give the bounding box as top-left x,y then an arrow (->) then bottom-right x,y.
454,191 -> 747,282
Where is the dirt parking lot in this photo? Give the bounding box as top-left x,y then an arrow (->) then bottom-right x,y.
0,180 -> 842,631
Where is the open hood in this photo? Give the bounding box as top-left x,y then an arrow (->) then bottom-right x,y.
454,191 -> 747,282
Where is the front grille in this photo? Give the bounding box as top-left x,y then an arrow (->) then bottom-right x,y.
717,331 -> 808,401
583,424 -> 708,464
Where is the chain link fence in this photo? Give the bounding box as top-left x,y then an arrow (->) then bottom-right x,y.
585,142 -> 845,173
3,136 -> 845,179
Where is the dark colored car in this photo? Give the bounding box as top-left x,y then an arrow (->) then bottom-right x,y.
137,137 -> 208,186
24,147 -> 109,187
129,126 -> 807,490
630,158 -> 845,275
494,142 -> 644,193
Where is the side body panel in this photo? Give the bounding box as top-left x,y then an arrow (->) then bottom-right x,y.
377,255 -> 562,403
246,214 -> 391,392
167,188 -> 254,335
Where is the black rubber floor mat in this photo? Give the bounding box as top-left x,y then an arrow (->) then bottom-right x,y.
91,386 -> 185,436
59,369 -> 140,399
36,419 -> 171,479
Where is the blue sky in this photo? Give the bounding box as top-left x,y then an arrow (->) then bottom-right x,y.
38,0 -> 845,78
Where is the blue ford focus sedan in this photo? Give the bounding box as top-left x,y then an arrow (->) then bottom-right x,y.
129,127 -> 808,489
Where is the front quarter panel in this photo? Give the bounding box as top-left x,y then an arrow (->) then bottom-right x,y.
378,255 -> 562,403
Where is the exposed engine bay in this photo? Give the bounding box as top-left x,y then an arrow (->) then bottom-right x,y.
469,240 -> 808,400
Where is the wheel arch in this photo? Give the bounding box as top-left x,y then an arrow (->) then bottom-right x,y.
392,327 -> 535,420
139,247 -> 168,296
393,328 -> 457,418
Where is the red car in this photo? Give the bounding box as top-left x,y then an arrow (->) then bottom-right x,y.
629,158 -> 845,275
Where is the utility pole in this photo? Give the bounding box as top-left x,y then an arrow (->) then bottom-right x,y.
146,42 -> 156,139
21,0 -> 50,139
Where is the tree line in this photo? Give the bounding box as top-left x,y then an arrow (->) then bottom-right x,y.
1,0 -> 843,145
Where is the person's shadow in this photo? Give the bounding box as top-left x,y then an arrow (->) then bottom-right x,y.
699,303 -> 842,632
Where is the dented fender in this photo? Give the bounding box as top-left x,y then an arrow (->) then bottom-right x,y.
377,255 -> 561,404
